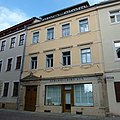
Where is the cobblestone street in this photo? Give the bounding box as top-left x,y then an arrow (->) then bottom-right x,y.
0,109 -> 120,120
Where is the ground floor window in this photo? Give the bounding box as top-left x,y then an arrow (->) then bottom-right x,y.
74,83 -> 93,106
45,85 -> 61,105
114,82 -> 120,102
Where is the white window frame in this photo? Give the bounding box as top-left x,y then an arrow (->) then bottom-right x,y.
10,37 -> 16,48
6,57 -> 13,71
46,53 -> 53,68
11,81 -> 19,97
30,56 -> 38,70
113,40 -> 120,61
1,40 -> 6,51
19,34 -> 25,46
61,50 -> 71,66
109,9 -> 120,24
0,60 -> 3,72
2,81 -> 10,97
78,17 -> 89,33
32,31 -> 39,44
15,55 -> 22,70
46,27 -> 55,40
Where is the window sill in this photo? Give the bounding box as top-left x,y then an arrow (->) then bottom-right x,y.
45,67 -> 54,72
30,42 -> 39,45
45,39 -> 55,42
62,65 -> 72,70
60,35 -> 72,39
77,30 -> 91,35
80,63 -> 93,69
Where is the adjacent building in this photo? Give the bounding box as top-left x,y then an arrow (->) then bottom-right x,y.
0,17 -> 39,109
98,0 -> 120,115
19,1 -> 108,116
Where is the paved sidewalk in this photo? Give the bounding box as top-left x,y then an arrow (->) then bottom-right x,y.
0,109 -> 120,120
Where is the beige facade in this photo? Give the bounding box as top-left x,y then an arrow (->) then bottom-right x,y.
19,2 -> 107,116
98,0 -> 120,116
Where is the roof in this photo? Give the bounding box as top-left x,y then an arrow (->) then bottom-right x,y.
40,1 -> 90,22
0,17 -> 39,38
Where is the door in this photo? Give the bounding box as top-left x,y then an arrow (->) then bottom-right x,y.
24,86 -> 37,111
63,85 -> 73,112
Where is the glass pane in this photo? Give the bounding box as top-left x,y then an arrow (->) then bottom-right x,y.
66,92 -> 70,104
116,14 -> 120,22
110,16 -> 115,23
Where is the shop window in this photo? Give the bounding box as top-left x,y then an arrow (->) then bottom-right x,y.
74,83 -> 93,106
45,86 -> 61,105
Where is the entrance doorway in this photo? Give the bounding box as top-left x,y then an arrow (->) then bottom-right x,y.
24,86 -> 37,111
63,85 -> 73,112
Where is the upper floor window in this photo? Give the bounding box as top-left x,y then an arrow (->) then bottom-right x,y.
46,54 -> 53,68
32,32 -> 39,44
13,82 -> 19,97
110,10 -> 120,24
1,40 -> 6,51
0,60 -> 2,72
79,18 -> 89,33
31,56 -> 37,69
3,82 -> 9,97
81,48 -> 91,64
15,56 -> 22,70
10,37 -> 16,48
47,28 -> 54,40
19,34 -> 25,46
6,58 -> 13,71
114,41 -> 120,59
62,51 -> 71,66
62,23 -> 70,37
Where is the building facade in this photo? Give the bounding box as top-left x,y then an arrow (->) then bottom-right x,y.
98,0 -> 120,115
19,2 -> 108,116
0,17 -> 39,109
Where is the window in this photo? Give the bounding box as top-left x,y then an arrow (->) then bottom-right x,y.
6,58 -> 13,71
31,56 -> 37,69
32,32 -> 39,43
47,28 -> 54,40
81,48 -> 91,64
110,10 -> 120,24
62,51 -> 71,66
10,37 -> 16,48
114,41 -> 120,59
15,56 -> 22,69
0,60 -> 2,72
13,82 -> 19,97
114,82 -> 120,102
1,40 -> 6,51
74,83 -> 93,106
79,18 -> 89,33
19,34 -> 25,46
45,86 -> 61,105
46,54 -> 53,68
3,82 -> 9,97
62,23 -> 70,37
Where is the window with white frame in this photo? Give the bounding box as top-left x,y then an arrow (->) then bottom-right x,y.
6,58 -> 13,71
3,82 -> 9,97
45,86 -> 61,105
74,83 -> 93,106
1,40 -> 6,51
19,34 -> 25,46
0,60 -> 2,72
46,54 -> 53,68
81,48 -> 91,64
10,37 -> 16,48
15,56 -> 22,70
13,82 -> 19,97
47,27 -> 54,40
31,56 -> 37,69
79,18 -> 89,33
110,10 -> 120,24
62,23 -> 70,37
114,41 -> 120,59
62,51 -> 71,66
32,32 -> 39,43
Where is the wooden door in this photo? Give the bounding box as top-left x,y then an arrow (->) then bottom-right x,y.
24,86 -> 37,111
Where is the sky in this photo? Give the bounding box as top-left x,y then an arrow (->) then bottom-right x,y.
0,0 -> 107,31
